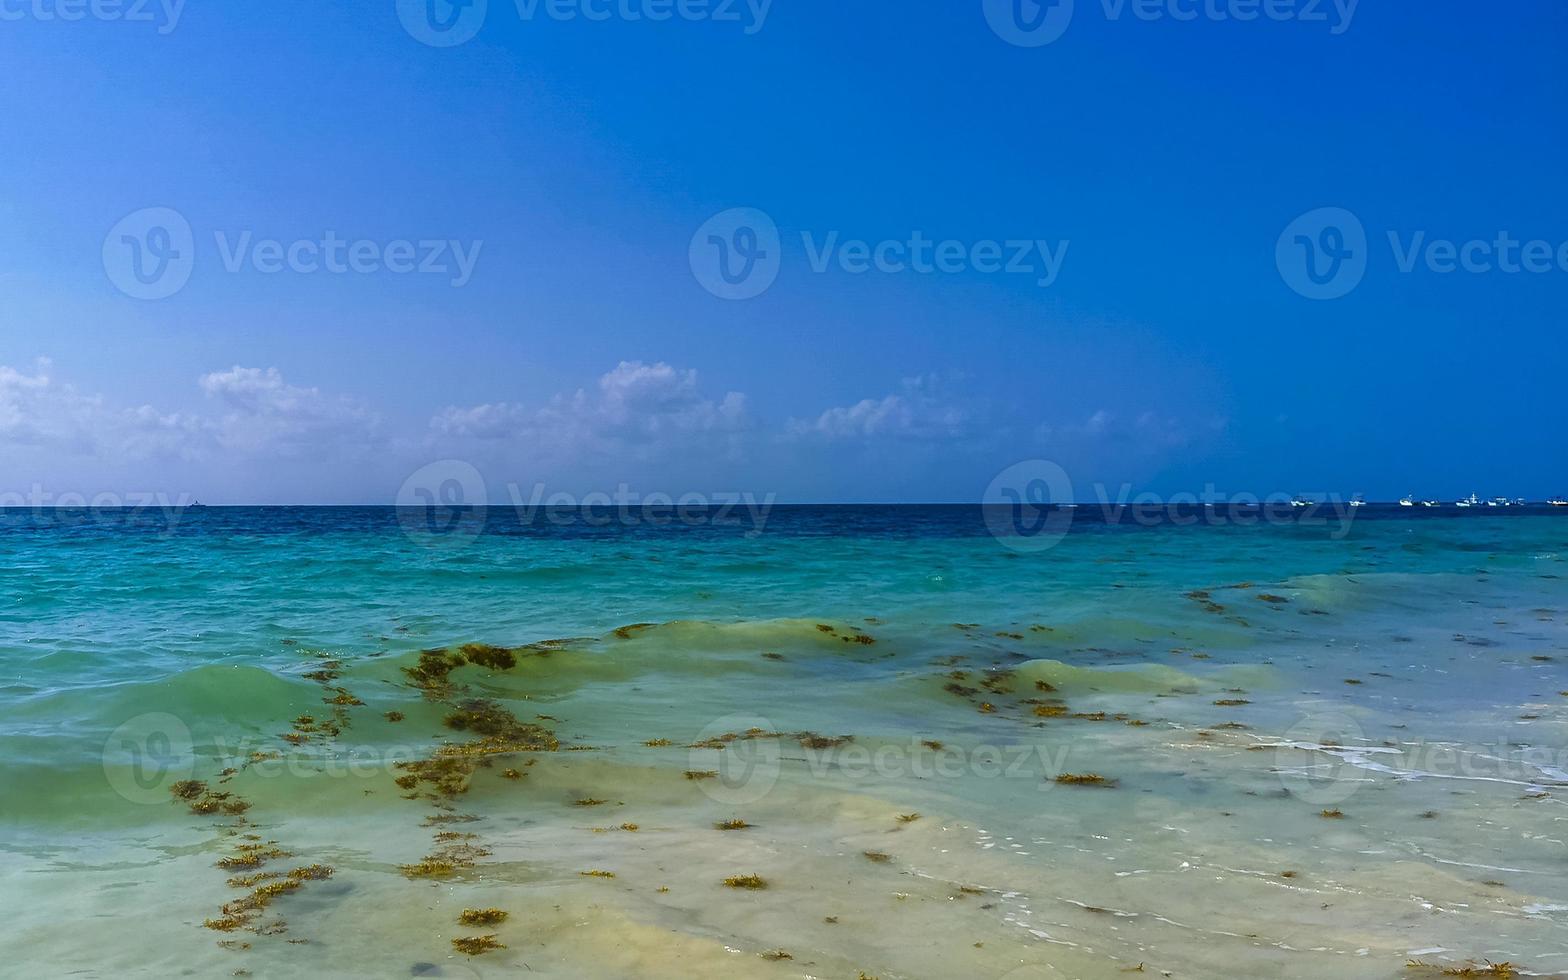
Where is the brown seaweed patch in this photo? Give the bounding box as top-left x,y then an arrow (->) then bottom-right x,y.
423,813 -> 480,826
1054,773 -> 1115,787
404,649 -> 466,694
580,869 -> 616,878
573,798 -> 609,807
452,935 -> 504,955
684,770 -> 718,781
218,879 -> 301,918
689,728 -> 777,750
217,846 -> 291,871
723,874 -> 767,889
896,813 -> 920,824
393,755 -> 475,798
458,643 -> 517,670
761,950 -> 794,961
862,851 -> 893,863
443,699 -> 515,736
458,908 -> 509,926
384,711 -> 405,722
1320,808 -> 1344,818
1185,590 -> 1227,614
716,819 -> 751,831
400,838 -> 492,879
644,738 -> 673,747
400,858 -> 458,878
1406,961 -> 1517,978
1213,699 -> 1251,707
984,667 -> 1022,693
797,732 -> 852,749
171,779 -> 208,801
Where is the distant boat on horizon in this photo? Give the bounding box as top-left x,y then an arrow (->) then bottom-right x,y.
1456,493 -> 1480,508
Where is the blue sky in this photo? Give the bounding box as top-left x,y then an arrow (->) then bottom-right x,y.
1,1 -> 1564,503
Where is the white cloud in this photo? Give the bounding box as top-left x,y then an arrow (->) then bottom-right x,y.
199,366 -> 378,456
0,360 -> 377,465
1,357 -> 1224,502
0,359 -> 200,460
432,361 -> 750,461
787,374 -> 974,443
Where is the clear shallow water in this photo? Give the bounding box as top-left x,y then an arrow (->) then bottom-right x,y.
2,506 -> 1567,978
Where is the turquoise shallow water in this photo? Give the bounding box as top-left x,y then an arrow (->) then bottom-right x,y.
2,506 -> 1567,978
